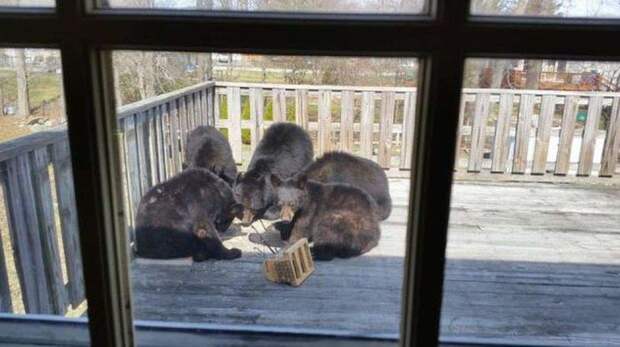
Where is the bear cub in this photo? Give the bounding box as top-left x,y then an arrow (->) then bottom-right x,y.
135,168 -> 243,262
234,122 -> 313,225
303,151 -> 392,220
272,174 -> 381,261
183,125 -> 237,186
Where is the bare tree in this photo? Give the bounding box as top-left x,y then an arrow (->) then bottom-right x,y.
15,49 -> 30,117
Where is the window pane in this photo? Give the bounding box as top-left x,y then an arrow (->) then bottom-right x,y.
102,0 -> 426,14
441,58 -> 620,345
112,51 -> 418,343
472,0 -> 620,18
0,48 -> 89,344
0,0 -> 54,7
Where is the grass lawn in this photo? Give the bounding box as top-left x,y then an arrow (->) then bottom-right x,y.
0,69 -> 63,112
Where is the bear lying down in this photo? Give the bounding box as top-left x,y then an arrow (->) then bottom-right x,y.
272,174 -> 381,261
135,168 -> 243,262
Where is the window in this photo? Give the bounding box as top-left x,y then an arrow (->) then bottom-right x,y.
102,0 -> 428,14
112,51 -> 418,342
1,1 -> 619,347
471,0 -> 620,18
441,58 -> 620,345
0,0 -> 54,8
0,48 -> 88,341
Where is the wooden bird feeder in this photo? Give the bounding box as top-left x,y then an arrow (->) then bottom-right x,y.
263,238 -> 314,287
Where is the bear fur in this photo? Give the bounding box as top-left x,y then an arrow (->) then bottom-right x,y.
272,174 -> 381,261
303,151 -> 392,220
183,126 -> 237,186
135,168 -> 243,261
233,122 -> 313,225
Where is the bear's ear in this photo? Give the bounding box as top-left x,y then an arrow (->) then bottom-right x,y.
296,174 -> 308,189
270,174 -> 282,188
229,203 -> 244,219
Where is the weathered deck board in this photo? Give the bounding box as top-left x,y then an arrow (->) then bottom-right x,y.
131,179 -> 620,346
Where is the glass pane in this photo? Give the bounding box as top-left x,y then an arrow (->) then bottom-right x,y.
112,51 -> 418,343
0,0 -> 54,7
0,48 -> 89,344
472,0 -> 620,18
102,0 -> 426,14
441,58 -> 620,345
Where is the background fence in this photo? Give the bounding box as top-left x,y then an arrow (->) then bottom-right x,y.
1,81 -> 619,315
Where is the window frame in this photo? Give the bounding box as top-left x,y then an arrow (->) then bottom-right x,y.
2,0 -> 620,346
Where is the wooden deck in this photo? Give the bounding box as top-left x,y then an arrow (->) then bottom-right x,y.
131,179 -> 620,346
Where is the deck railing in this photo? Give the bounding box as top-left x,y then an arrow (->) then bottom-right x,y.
457,89 -> 620,177
1,81 -> 620,316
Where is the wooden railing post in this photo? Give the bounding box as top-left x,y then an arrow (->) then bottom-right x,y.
555,96 -> 579,175
227,87 -> 243,163
340,90 -> 354,152
360,91 -> 375,159
468,93 -> 490,172
600,97 -> 620,177
318,90 -> 332,156
491,93 -> 514,173
512,94 -> 535,174
578,96 -> 603,176
250,87 -> 264,153
400,91 -> 417,170
378,91 -> 396,168
531,95 -> 556,175
295,89 -> 308,131
51,139 -> 85,308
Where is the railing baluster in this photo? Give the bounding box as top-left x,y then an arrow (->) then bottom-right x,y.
135,112 -> 151,192
600,97 -> 620,177
400,91 -> 416,170
169,99 -> 181,174
2,155 -> 51,313
146,108 -> 159,185
124,115 -> 143,219
531,95 -> 556,175
250,88 -> 264,153
360,91 -> 374,159
555,96 -> 579,175
295,89 -> 308,130
178,96 -> 189,162
272,88 -> 287,123
512,94 -> 535,174
32,147 -> 68,315
578,96 -> 603,176
340,90 -> 354,152
318,90 -> 332,156
227,87 -> 243,163
51,140 -> 84,308
468,93 -> 491,172
491,93 -> 514,173
454,94 -> 467,170
0,206 -> 11,311
378,91 -> 396,169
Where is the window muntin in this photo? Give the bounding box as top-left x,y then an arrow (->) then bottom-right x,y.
113,51 -> 418,343
101,0 -> 427,14
0,48 -> 89,334
440,57 -> 620,345
471,0 -> 620,18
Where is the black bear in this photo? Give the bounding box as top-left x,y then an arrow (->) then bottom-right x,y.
233,122 -> 313,225
303,151 -> 392,220
183,125 -> 237,186
135,168 -> 243,261
272,174 -> 381,261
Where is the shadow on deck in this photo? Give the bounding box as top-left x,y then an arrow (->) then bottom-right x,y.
130,179 -> 620,346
